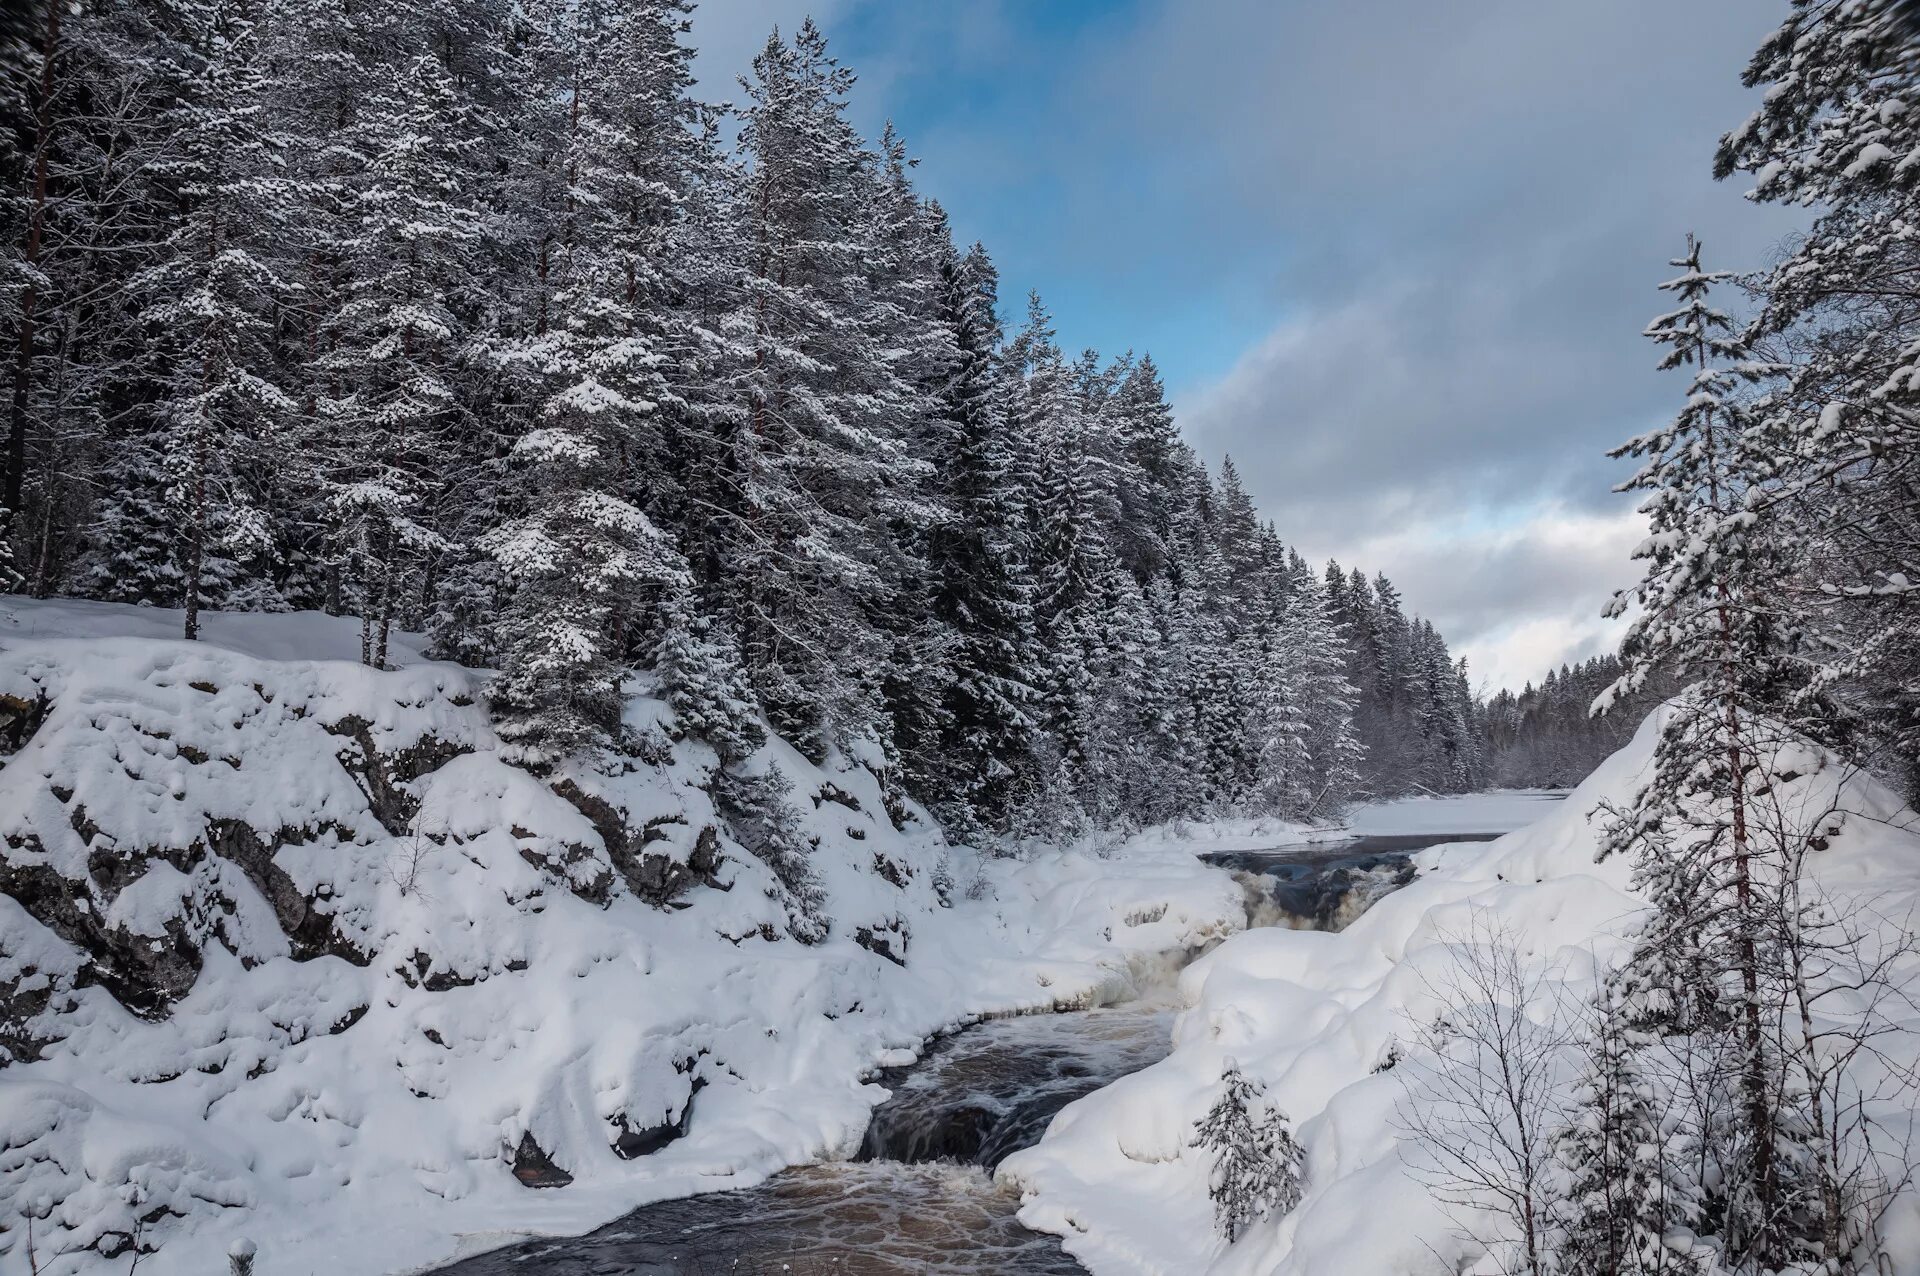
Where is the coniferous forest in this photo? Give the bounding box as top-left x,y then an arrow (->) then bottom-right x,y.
0,0 -> 1493,840
6,3 -> 1920,1276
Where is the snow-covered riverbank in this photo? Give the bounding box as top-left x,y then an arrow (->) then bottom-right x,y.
0,601 -> 1251,1276
1001,714 -> 1920,1275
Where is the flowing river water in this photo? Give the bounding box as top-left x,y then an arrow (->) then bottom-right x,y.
438,831 -> 1505,1276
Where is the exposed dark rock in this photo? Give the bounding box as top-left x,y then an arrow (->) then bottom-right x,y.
611,1079 -> 703,1159
854,919 -> 908,967
0,956 -> 62,1064
328,1003 -> 369,1035
871,852 -> 909,889
207,818 -> 373,966
398,950 -> 480,992
515,839 -> 614,906
814,782 -> 861,812
510,1131 -> 573,1188
0,689 -> 50,754
549,782 -> 724,908
324,715 -> 466,837
0,850 -> 202,1017
548,779 -> 627,855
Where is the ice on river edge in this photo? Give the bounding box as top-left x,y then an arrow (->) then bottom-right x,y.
0,598 -> 1257,1276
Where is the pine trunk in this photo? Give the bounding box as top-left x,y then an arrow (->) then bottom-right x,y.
185,458 -> 206,642
7,0 -> 59,518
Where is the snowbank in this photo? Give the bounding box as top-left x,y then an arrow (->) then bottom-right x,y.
1001,710 -> 1920,1275
0,600 -> 1247,1275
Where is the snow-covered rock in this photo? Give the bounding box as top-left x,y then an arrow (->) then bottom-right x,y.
0,601 -> 1248,1275
1002,708 -> 1920,1276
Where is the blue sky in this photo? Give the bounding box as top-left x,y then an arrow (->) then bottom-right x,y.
689,1 -> 1805,692
694,1 -> 1268,398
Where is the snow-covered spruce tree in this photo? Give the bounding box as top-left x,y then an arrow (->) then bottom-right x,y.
1551,987 -> 1699,1276
480,0 -> 702,762
729,20 -> 932,757
1595,238 -> 1814,1270
709,761 -> 827,943
1120,573 -> 1204,822
1334,567 -> 1424,798
0,502 -> 18,592
1413,619 -> 1476,792
652,592 -> 765,763
1281,553 -> 1362,818
1236,609 -> 1310,816
6,0 -> 186,602
1015,297 -> 1124,795
1109,351 -> 1187,582
304,31 -> 482,667
1714,1 -> 1920,800
136,0 -> 293,639
862,132 -> 962,813
1190,1060 -> 1306,1244
924,240 -> 1037,837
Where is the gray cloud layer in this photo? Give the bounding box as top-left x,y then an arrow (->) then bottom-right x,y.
1103,0 -> 1803,684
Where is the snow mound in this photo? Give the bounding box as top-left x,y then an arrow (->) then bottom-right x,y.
0,601 -> 1248,1275
1000,708 -> 1920,1275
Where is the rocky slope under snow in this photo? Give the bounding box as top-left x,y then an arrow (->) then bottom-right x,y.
0,601 -> 1247,1276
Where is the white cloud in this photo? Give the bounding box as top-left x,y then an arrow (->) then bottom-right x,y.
1299,502 -> 1646,693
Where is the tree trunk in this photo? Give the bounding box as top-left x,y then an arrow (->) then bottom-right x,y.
185,445 -> 206,641
375,568 -> 395,669
8,0 -> 60,517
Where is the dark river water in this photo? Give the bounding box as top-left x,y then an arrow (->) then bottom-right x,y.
435,830 -> 1504,1275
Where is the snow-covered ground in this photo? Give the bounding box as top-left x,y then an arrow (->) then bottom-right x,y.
1002,715 -> 1920,1275
21,596 -> 1904,1276
0,600 -> 1255,1276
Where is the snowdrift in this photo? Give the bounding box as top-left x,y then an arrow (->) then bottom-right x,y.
1001,707 -> 1920,1275
0,601 -> 1247,1276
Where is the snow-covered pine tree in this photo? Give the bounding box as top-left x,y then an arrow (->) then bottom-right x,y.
1109,351 -> 1188,582
1283,553 -> 1362,818
709,761 -> 827,943
300,12 -> 485,667
0,502 -> 18,592
925,240 -> 1037,837
1078,565 -> 1156,826
729,20 -> 929,756
1121,573 -> 1204,822
1191,1060 -> 1307,1243
1236,610 -> 1310,816
8,0 -> 184,601
652,591 -> 765,762
1411,619 -> 1473,792
1211,457 -> 1267,612
137,0 -> 294,639
1596,237 -> 1812,1269
480,0 -> 701,762
862,130 -> 959,810
1012,296 -> 1119,794
1714,1 -> 1920,800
